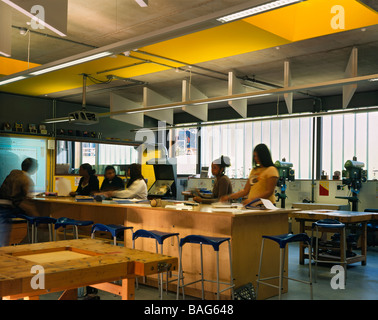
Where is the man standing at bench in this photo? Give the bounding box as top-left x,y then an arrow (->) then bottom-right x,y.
0,158 -> 38,246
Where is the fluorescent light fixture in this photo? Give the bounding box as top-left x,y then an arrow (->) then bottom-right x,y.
1,0 -> 67,37
135,0 -> 148,7
0,51 -> 11,57
216,0 -> 302,23
0,75 -> 27,86
29,52 -> 113,76
43,117 -> 71,124
368,78 -> 378,82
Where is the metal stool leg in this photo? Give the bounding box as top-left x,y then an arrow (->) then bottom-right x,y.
315,226 -> 319,283
216,250 -> 220,300
158,241 -> 163,300
308,241 -> 313,300
34,224 -> 38,243
228,240 -> 235,300
200,243 -> 205,300
132,239 -> 139,290
31,223 -> 35,244
48,224 -> 52,242
256,238 -> 265,299
278,247 -> 285,300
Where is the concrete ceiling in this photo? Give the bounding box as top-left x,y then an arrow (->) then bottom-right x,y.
2,0 -> 378,122
54,24 -> 378,111
9,0 -> 257,64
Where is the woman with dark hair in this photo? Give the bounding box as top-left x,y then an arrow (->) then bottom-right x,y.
193,155 -> 233,204
100,164 -> 147,200
220,144 -> 278,205
70,163 -> 99,196
100,166 -> 125,191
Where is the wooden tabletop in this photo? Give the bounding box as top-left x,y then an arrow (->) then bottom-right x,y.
0,239 -> 177,298
289,210 -> 378,223
32,196 -> 295,218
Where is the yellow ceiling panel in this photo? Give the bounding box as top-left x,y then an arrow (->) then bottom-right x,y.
0,55 -> 171,96
244,0 -> 378,42
0,57 -> 40,75
138,20 -> 291,64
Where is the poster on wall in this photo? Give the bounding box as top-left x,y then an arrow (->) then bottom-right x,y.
319,181 -> 330,196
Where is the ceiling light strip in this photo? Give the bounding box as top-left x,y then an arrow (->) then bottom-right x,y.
217,0 -> 302,23
0,75 -> 27,86
29,52 -> 113,76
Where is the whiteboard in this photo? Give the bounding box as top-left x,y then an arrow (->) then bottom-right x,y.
0,136 -> 47,192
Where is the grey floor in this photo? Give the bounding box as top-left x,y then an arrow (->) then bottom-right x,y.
38,242 -> 378,300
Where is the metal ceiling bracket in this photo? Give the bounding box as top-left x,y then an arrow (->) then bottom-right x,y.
284,60 -> 293,114
228,71 -> 247,118
182,79 -> 208,121
143,87 -> 174,125
110,93 -> 144,127
343,47 -> 358,109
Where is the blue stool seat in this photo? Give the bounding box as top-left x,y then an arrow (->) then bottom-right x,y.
133,229 -> 179,245
367,223 -> 378,230
16,214 -> 57,226
91,223 -> 133,238
12,214 -> 57,243
262,233 -> 311,249
177,234 -> 234,300
312,219 -> 345,229
54,217 -> 93,229
179,235 -> 230,251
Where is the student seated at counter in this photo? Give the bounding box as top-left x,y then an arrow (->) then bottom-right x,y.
97,163 -> 147,200
69,163 -> 99,196
100,166 -> 125,192
220,144 -> 278,205
193,155 -> 233,204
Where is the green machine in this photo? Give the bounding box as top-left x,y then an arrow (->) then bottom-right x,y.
336,157 -> 367,211
275,159 -> 295,209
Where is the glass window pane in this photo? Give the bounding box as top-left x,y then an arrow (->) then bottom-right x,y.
332,115 -> 343,176
343,114 -> 355,164
368,112 -> 378,180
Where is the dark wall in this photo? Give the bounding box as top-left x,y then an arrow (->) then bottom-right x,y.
0,92 -> 158,141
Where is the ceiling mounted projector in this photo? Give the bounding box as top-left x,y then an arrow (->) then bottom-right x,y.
68,110 -> 99,125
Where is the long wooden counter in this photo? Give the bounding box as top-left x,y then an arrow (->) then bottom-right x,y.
32,197 -> 295,300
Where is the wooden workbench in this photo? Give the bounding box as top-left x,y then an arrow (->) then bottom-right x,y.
289,210 -> 378,266
32,197 -> 295,300
0,239 -> 177,300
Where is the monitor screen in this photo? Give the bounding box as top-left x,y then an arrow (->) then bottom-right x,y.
0,136 -> 47,192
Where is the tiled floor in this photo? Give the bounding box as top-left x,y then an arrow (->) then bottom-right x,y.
39,243 -> 378,300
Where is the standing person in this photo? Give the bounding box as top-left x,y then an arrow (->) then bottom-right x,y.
0,158 -> 39,246
220,144 -> 278,205
70,163 -> 99,196
98,163 -> 147,200
193,155 -> 233,204
100,166 -> 125,191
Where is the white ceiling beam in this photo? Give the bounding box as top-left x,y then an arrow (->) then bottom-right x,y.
182,79 -> 208,121
110,93 -> 144,127
98,72 -> 378,119
135,0 -> 148,7
0,1 -> 11,57
228,71 -> 247,118
343,47 -> 358,109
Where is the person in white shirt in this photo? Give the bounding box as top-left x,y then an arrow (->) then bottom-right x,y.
99,163 -> 147,200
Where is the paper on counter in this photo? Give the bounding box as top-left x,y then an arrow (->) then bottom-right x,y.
260,199 -> 279,210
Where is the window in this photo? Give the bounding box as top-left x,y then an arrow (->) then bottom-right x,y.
56,140 -> 138,175
169,128 -> 198,175
322,111 -> 378,180
200,118 -> 314,179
